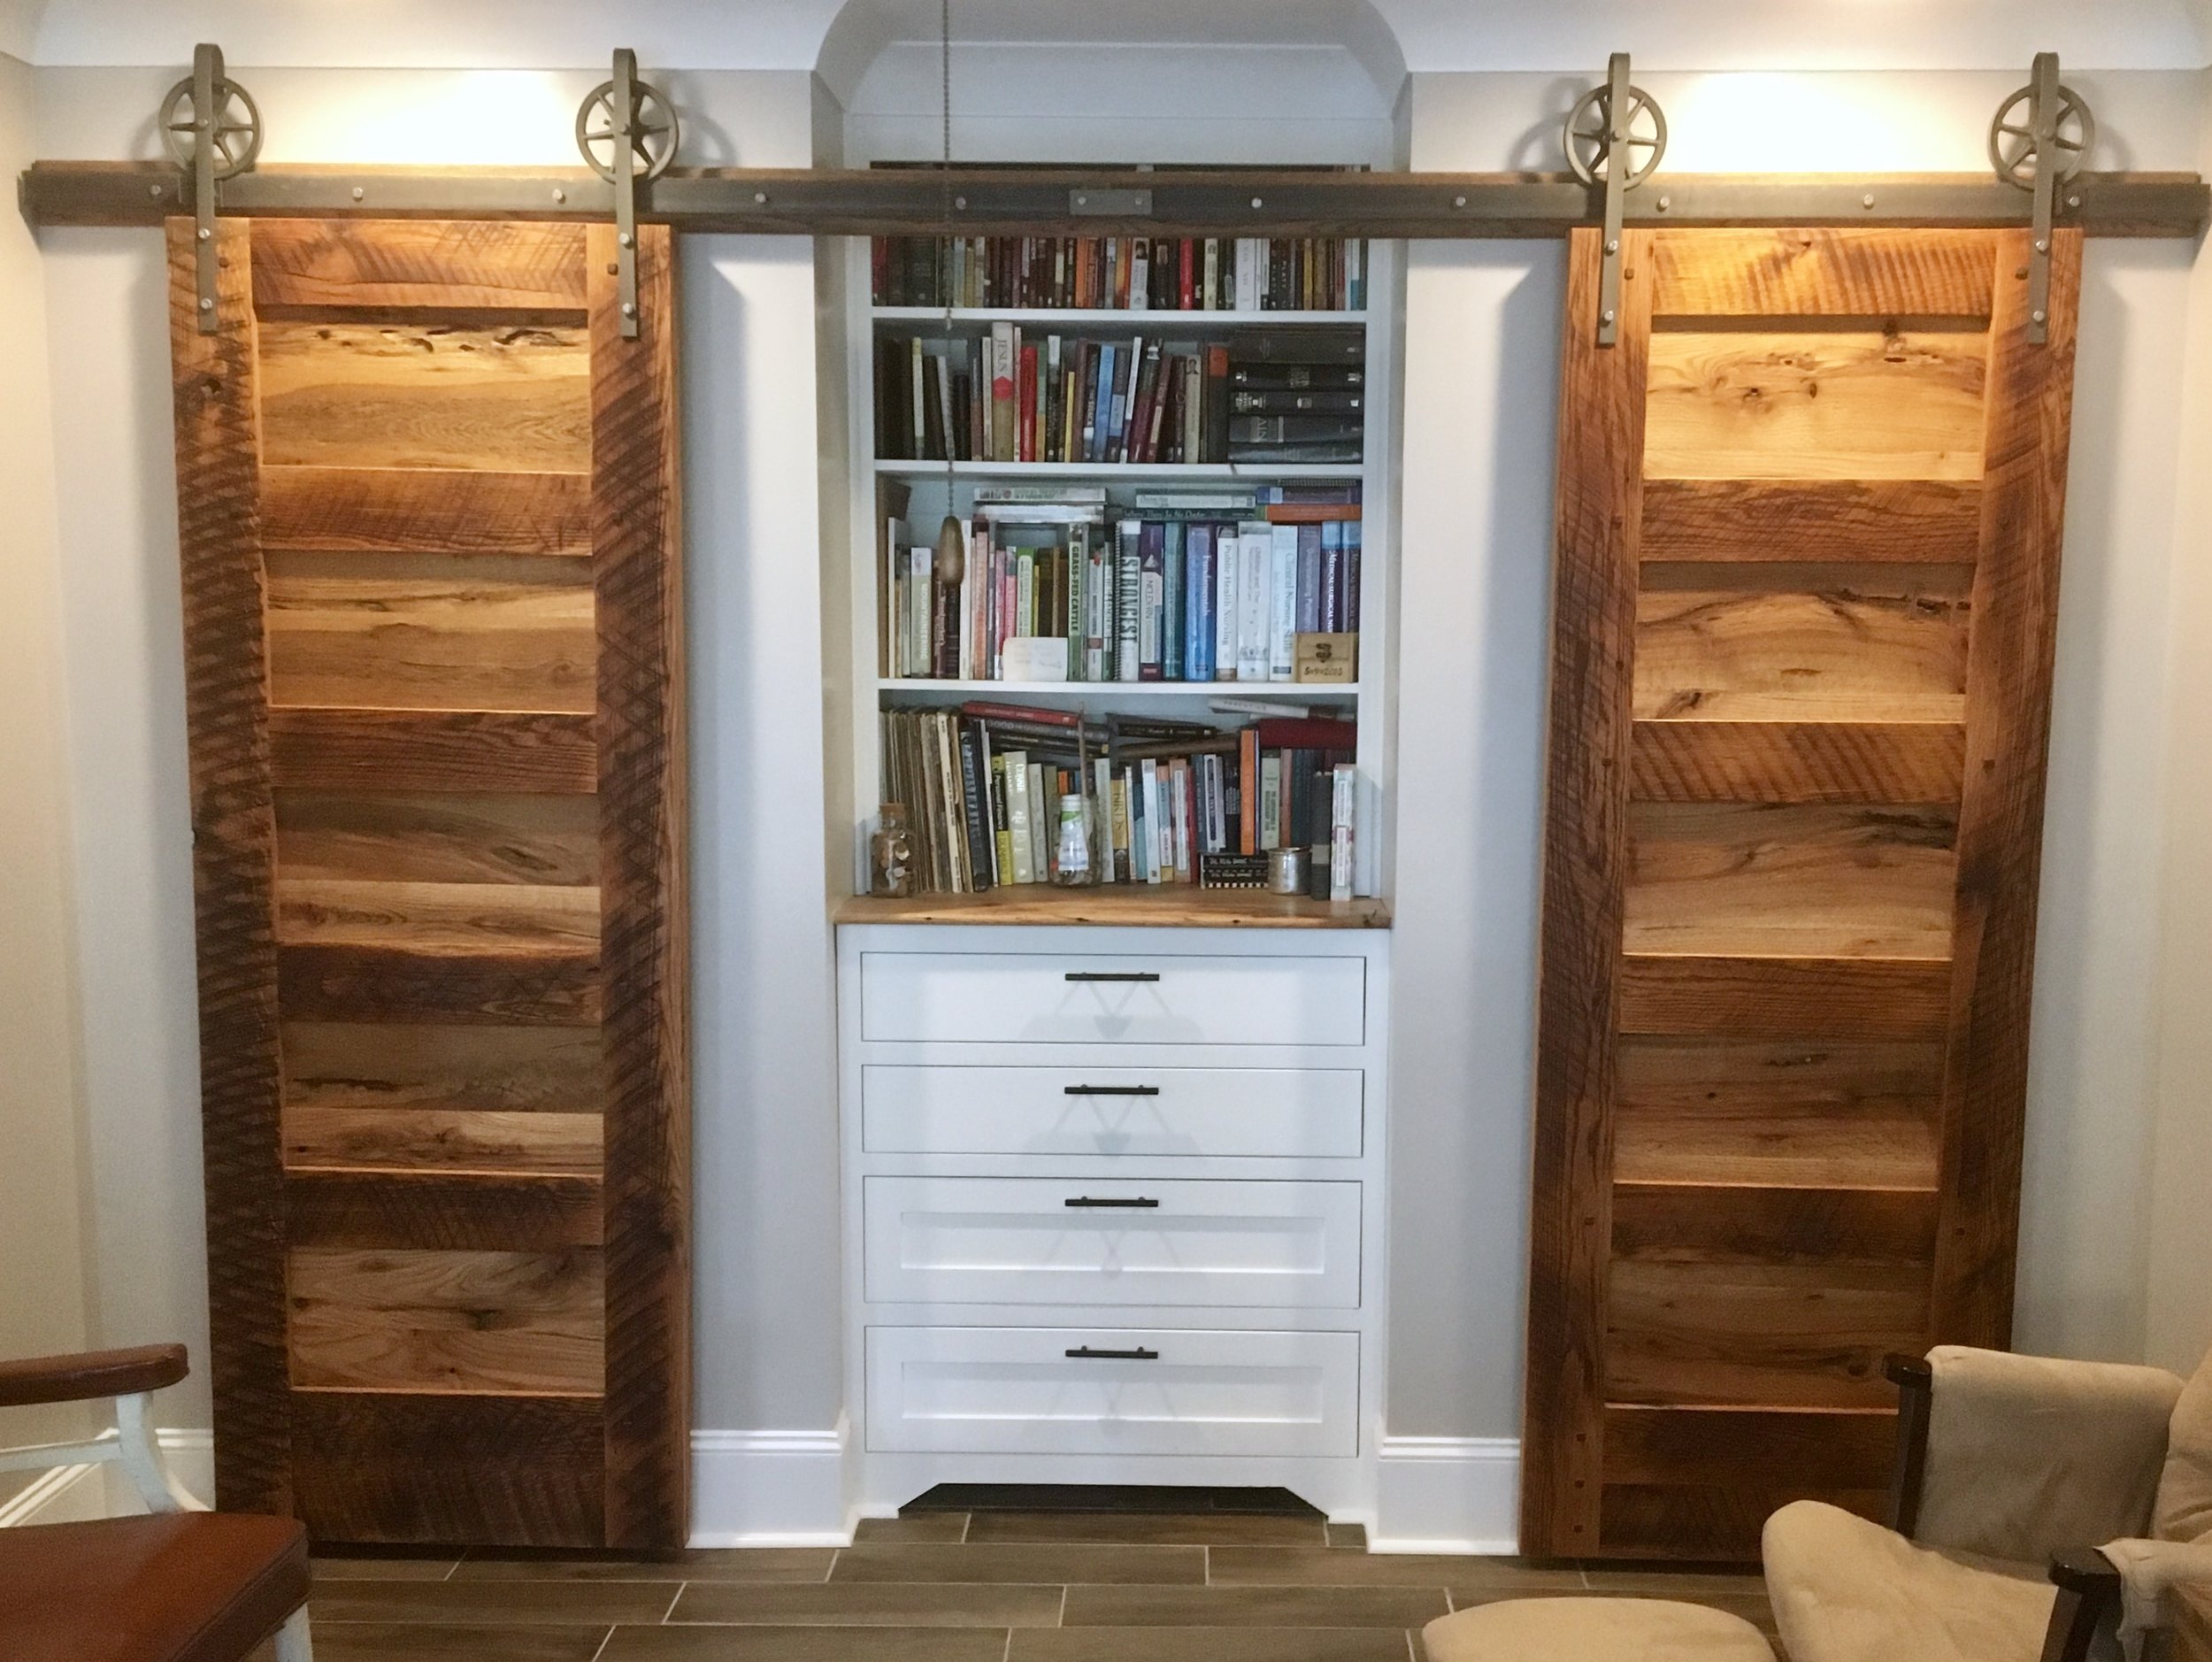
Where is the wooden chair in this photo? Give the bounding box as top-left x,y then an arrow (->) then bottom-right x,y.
0,1344 -> 311,1662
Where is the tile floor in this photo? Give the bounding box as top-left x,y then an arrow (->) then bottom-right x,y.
290,1508 -> 1778,1661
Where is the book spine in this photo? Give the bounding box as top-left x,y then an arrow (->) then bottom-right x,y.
1345,520 -> 1363,633
1018,343 -> 1038,462
1064,523 -> 1087,681
1044,335 -> 1062,463
1236,523 -> 1271,682
1162,521 -> 1186,681
1092,756 -> 1115,884
1114,768 -> 1133,883
1260,754 -> 1283,850
1090,343 -> 1116,464
1318,521 -> 1344,633
1203,344 -> 1231,462
1296,522 -> 1323,637
1348,239 -> 1364,310
1115,519 -> 1141,682
989,753 -> 1015,884
1137,520 -> 1165,681
957,724 -> 995,890
910,336 -> 927,460
1330,762 -> 1356,901
1169,758 -> 1192,883
1139,760 -> 1162,883
1215,522 -> 1240,681
1239,726 -> 1260,855
1185,524 -> 1213,682
988,322 -> 1016,462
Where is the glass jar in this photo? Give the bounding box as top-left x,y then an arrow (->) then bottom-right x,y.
1053,789 -> 1092,886
869,803 -> 916,897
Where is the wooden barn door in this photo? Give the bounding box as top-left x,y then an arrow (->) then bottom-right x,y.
1523,227 -> 2080,1559
167,218 -> 687,1547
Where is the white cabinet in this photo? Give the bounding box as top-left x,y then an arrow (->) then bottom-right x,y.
838,922 -> 1389,1516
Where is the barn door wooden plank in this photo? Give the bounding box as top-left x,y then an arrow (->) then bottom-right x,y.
588,220 -> 691,1551
1932,229 -> 2082,1343
167,216 -> 290,1520
1523,224 -> 1651,1556
171,218 -> 687,1548
1525,225 -> 2078,1558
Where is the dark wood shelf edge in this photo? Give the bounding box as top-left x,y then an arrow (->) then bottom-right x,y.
833,889 -> 1391,928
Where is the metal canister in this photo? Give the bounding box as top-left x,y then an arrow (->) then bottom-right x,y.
1270,845 -> 1309,894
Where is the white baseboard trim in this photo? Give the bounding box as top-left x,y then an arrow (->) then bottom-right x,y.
0,1427 -> 214,1527
0,1460 -> 100,1527
1371,1435 -> 1520,1555
690,1422 -> 852,1548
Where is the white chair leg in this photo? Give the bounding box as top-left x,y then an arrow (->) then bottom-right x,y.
273,1606 -> 313,1662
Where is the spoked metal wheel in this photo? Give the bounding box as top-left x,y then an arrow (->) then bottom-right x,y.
1989,81 -> 2094,189
575,79 -> 681,183
1563,81 -> 1667,187
158,73 -> 264,179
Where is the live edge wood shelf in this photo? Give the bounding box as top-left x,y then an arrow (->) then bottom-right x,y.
833,890 -> 1391,927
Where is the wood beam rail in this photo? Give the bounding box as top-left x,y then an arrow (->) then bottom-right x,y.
20,161 -> 2209,238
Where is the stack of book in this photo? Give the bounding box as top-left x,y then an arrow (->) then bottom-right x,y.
1227,328 -> 1365,465
873,235 -> 1366,312
878,329 -> 1233,466
880,701 -> 1357,893
883,487 -> 1362,686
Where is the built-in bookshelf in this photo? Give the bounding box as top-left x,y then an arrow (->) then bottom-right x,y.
839,229 -> 1398,914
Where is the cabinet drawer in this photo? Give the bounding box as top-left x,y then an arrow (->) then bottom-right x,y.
865,1325 -> 1359,1456
861,1066 -> 1363,1158
858,952 -> 1365,1047
863,1176 -> 1361,1309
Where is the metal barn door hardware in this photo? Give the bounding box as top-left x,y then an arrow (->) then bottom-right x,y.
1992,52 -> 2095,344
157,43 -> 262,332
1064,1196 -> 1162,1209
1064,970 -> 1160,983
1066,1346 -> 1160,1360
575,49 -> 680,338
1063,1084 -> 1162,1096
1564,53 -> 1666,346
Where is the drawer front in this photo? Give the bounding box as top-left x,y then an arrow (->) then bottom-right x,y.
858,952 -> 1365,1047
863,1176 -> 1362,1309
865,1325 -> 1360,1456
861,1065 -> 1364,1159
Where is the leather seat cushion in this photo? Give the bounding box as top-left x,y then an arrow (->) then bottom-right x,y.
1763,1499 -> 2055,1662
1424,1597 -> 1776,1661
0,1512 -> 309,1662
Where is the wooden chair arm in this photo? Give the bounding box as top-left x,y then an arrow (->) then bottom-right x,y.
0,1343 -> 188,1408
2041,1549 -> 2124,1662
1884,1351 -> 1934,1537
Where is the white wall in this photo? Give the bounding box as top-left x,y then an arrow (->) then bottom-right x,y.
0,47 -> 94,1489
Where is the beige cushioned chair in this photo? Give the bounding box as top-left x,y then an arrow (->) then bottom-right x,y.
1764,1345 -> 2212,1662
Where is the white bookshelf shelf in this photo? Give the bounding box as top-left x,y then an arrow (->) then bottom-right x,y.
872,307 -> 1365,327
877,679 -> 1360,699
873,459 -> 1363,481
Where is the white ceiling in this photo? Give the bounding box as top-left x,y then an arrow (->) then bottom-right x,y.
5,0 -> 2211,77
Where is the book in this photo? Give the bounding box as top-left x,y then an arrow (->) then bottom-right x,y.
1115,519 -> 1141,682
1137,520 -> 1164,681
1235,522 -> 1271,683
1269,522 -> 1300,682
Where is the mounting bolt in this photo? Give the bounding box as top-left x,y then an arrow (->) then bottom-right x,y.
2069,194 -> 2083,208
618,231 -> 634,248
1251,196 -> 1263,209
1602,308 -> 1617,323
1655,195 -> 1671,212
1605,237 -> 1619,253
754,191 -> 768,204
2035,237 -> 2049,252
553,188 -> 566,204
622,300 -> 638,317
199,296 -> 214,311
1863,193 -> 1877,209
1454,195 -> 1467,208
351,186 -> 365,201
955,195 -> 967,210
150,184 -> 165,198
196,226 -> 211,241
2032,308 -> 2048,324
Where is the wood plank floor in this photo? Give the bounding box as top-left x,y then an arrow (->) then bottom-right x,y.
286,1509 -> 1778,1660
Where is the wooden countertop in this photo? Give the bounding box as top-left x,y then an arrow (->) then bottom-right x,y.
833,889 -> 1391,928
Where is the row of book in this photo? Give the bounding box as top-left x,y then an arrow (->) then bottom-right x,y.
876,327 -> 1365,467
873,235 -> 1367,313
884,489 -> 1361,685
880,702 -> 1358,894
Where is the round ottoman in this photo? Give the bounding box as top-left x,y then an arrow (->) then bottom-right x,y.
1424,1597 -> 1775,1661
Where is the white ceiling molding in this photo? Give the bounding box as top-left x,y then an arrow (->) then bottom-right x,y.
14,0 -> 2212,77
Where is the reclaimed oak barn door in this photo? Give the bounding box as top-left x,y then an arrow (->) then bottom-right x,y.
166,218 -> 687,1547
1524,227 -> 2080,1559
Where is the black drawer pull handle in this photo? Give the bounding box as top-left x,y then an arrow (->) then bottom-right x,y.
1064,971 -> 1161,983
1064,1084 -> 1162,1097
1066,1346 -> 1159,1361
1064,1196 -> 1160,1209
